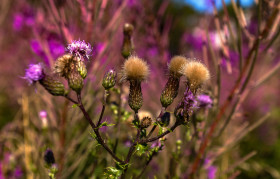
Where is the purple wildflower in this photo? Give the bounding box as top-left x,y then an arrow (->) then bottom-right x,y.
24,63 -> 44,85
66,40 -> 92,61
48,39 -> 65,59
181,89 -> 198,114
39,110 -> 47,118
204,157 -> 217,179
13,167 -> 23,178
197,94 -> 213,108
174,88 -> 198,121
44,149 -> 55,165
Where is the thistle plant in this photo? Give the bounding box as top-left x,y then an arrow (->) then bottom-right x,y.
2,0 -> 280,179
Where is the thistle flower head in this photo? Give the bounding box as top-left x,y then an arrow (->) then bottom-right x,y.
66,40 -> 92,61
168,56 -> 188,77
24,63 -> 44,85
174,88 -> 198,122
180,60 -> 210,91
121,56 -> 149,82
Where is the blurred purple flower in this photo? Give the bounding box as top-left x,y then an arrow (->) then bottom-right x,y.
39,110 -> 47,118
151,140 -> 161,149
48,39 -> 65,59
197,94 -> 212,108
204,158 -> 217,179
13,167 -> 23,178
23,63 -> 44,85
124,140 -> 132,147
13,10 -> 35,31
66,40 -> 92,61
13,14 -> 24,31
30,40 -> 49,65
185,33 -> 204,50
207,166 -> 217,179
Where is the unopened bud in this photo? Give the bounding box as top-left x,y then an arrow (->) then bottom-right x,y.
140,116 -> 152,128
68,70 -> 84,93
44,149 -> 55,166
77,60 -> 87,79
122,23 -> 134,58
158,112 -> 170,127
160,75 -> 180,108
39,75 -> 65,96
102,69 -> 116,90
128,80 -> 143,113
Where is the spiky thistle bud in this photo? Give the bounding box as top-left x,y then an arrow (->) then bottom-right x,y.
180,60 -> 210,93
121,56 -> 149,112
102,69 -> 117,90
77,60 -> 87,79
39,75 -> 66,96
140,116 -> 152,128
158,112 -> 170,127
122,23 -> 134,58
160,56 -> 188,108
68,70 -> 83,93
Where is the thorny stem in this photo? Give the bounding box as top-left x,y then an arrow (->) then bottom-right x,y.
75,93 -> 123,163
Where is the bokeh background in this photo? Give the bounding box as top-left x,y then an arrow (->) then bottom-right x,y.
0,0 -> 279,178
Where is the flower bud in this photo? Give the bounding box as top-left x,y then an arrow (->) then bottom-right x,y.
140,116 -> 152,128
44,149 -> 55,166
68,70 -> 84,93
128,80 -> 142,113
160,56 -> 188,108
122,23 -> 134,58
158,112 -> 170,127
160,76 -> 180,108
39,75 -> 65,96
102,69 -> 116,90
77,60 -> 87,79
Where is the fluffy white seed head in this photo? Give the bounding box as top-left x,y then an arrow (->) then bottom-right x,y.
121,56 -> 149,82
168,56 -> 188,76
180,60 -> 210,90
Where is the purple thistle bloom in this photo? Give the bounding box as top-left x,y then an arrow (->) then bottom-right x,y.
197,94 -> 213,108
66,40 -> 92,61
181,89 -> 198,114
24,63 -> 44,85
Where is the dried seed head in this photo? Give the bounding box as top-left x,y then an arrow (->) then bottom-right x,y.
53,54 -> 74,77
140,116 -> 152,128
180,60 -> 210,91
121,56 -> 149,82
123,23 -> 134,36
168,56 -> 188,77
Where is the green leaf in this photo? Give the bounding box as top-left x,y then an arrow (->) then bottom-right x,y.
135,144 -> 149,156
104,167 -> 122,179
98,122 -> 115,128
72,104 -> 78,108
